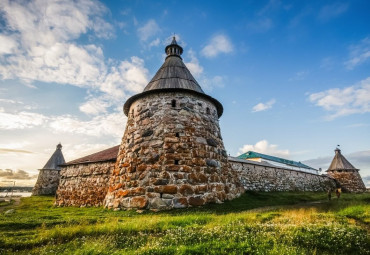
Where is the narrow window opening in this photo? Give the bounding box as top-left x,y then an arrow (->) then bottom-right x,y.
174,159 -> 179,165
160,193 -> 163,198
171,99 -> 176,107
206,107 -> 210,114
127,139 -> 130,143
175,132 -> 180,138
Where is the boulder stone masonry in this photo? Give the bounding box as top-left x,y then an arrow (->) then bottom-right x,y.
56,162 -> 114,206
230,158 -> 337,192
32,169 -> 61,195
104,92 -> 244,210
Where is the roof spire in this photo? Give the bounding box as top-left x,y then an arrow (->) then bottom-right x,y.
165,35 -> 183,58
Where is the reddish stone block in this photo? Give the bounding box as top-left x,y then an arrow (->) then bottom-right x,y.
189,196 -> 205,206
166,165 -> 180,171
116,189 -> 129,197
179,184 -> 194,196
137,164 -> 147,171
113,183 -> 122,190
131,196 -> 148,209
162,185 -> 177,194
131,187 -> 145,195
198,173 -> 208,182
182,166 -> 192,172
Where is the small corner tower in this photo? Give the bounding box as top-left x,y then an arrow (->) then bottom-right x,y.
326,148 -> 366,193
104,37 -> 243,210
32,143 -> 66,195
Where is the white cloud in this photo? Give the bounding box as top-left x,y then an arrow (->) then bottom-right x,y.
0,107 -> 126,138
252,99 -> 276,112
201,34 -> 233,58
0,0 -> 149,101
49,112 -> 126,138
345,37 -> 370,70
318,3 -> 349,21
0,34 -> 18,55
79,97 -> 110,115
0,111 -> 47,129
184,49 -> 203,78
137,19 -> 160,42
309,77 -> 370,119
238,140 -> 290,158
101,57 -> 148,100
201,76 -> 225,92
149,38 -> 160,47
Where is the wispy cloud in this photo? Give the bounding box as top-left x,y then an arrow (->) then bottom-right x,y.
0,108 -> 126,138
309,77 -> 370,120
252,99 -> 276,112
0,148 -> 32,154
238,140 -> 290,158
318,2 -> 349,21
344,37 -> 370,70
201,34 -> 233,58
137,19 -> 160,42
246,18 -> 273,32
184,49 -> 203,77
0,169 -> 37,180
289,70 -> 309,81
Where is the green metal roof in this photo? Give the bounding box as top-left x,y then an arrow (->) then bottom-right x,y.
237,151 -> 315,170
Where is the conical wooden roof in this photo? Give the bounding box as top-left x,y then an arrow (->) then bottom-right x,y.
123,36 -> 223,117
42,143 -> 65,170
144,56 -> 204,93
327,148 -> 357,171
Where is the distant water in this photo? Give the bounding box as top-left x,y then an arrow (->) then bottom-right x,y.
0,192 -> 32,197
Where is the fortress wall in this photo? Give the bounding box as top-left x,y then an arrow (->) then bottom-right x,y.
32,169 -> 60,195
55,161 -> 114,207
229,158 -> 336,192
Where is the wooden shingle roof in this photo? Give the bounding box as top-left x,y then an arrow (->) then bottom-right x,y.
64,145 -> 119,166
327,148 -> 357,171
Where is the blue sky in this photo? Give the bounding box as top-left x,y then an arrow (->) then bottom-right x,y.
0,0 -> 369,186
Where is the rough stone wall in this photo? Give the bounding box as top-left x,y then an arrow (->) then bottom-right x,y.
327,170 -> 366,193
32,169 -> 60,195
104,92 -> 244,210
230,158 -> 336,192
56,161 -> 114,207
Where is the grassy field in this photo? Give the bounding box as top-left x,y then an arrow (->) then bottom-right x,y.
0,192 -> 369,254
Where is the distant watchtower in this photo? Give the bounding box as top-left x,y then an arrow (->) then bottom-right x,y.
104,37 -> 243,210
326,148 -> 366,193
32,143 -> 65,195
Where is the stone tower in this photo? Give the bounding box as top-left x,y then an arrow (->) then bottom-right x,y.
104,37 -> 243,210
326,148 -> 366,193
32,143 -> 65,195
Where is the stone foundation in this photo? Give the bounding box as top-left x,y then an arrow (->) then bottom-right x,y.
55,161 -> 114,206
327,170 -> 366,193
32,169 -> 60,195
230,158 -> 336,192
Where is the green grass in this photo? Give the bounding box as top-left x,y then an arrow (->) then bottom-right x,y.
0,192 -> 369,254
